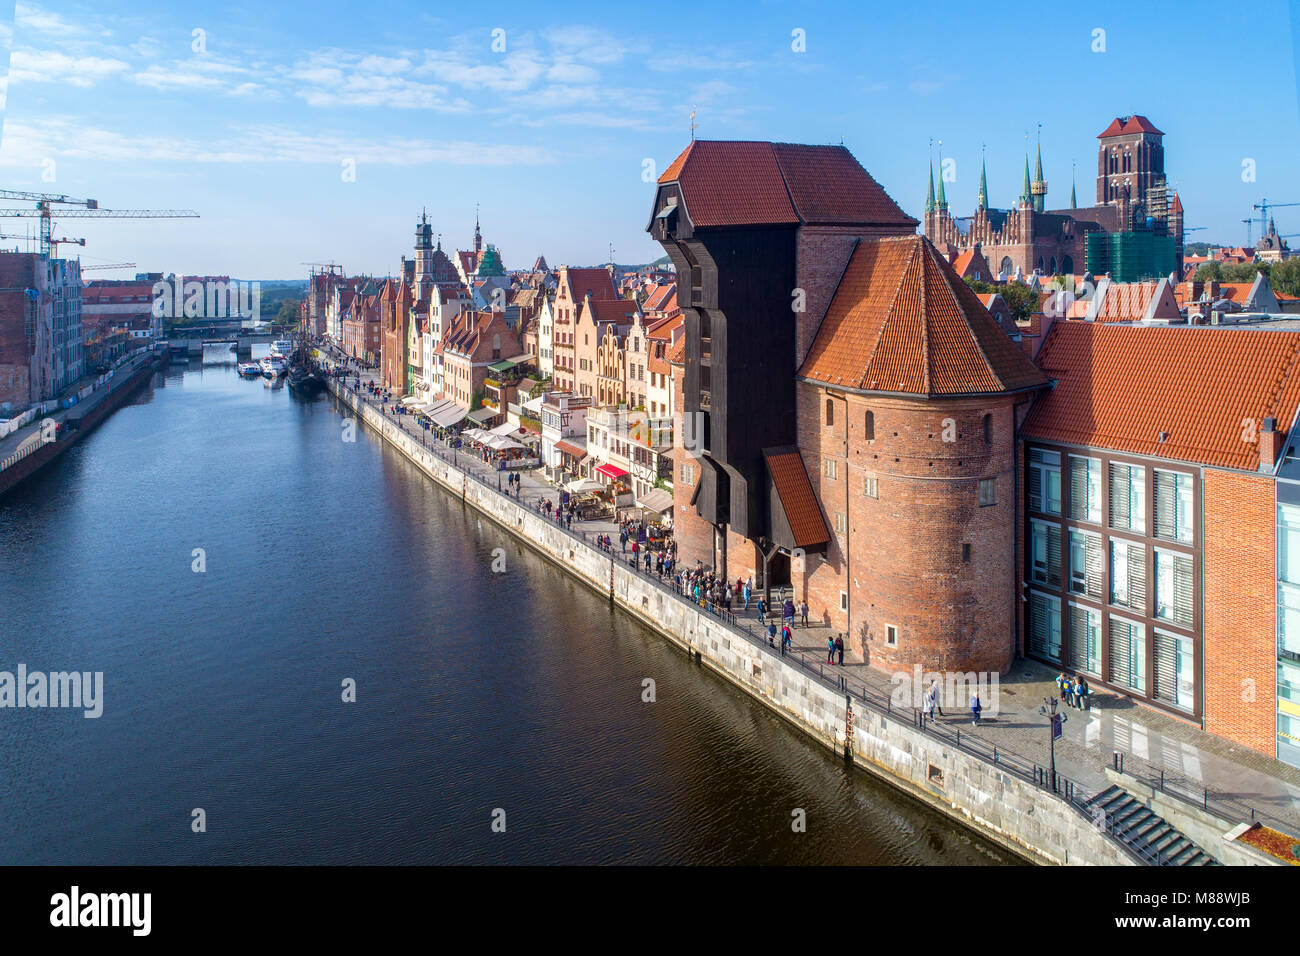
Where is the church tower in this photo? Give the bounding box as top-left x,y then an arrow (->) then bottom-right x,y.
413,209 -> 434,294
1031,133 -> 1047,213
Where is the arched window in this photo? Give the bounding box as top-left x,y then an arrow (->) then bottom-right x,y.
1049,256 -> 1057,275
864,410 -> 875,441
983,413 -> 992,445
1062,255 -> 1074,275
1000,256 -> 1014,276
825,398 -> 834,427
1036,256 -> 1045,275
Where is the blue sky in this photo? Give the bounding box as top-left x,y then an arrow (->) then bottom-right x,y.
0,0 -> 1295,279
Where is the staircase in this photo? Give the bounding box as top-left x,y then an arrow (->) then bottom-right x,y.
1084,786 -> 1220,866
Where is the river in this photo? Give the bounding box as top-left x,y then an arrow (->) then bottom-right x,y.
0,350 -> 1017,865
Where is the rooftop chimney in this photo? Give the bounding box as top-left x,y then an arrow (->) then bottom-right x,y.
1261,417 -> 1283,470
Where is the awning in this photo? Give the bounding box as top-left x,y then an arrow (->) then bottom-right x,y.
489,422 -> 519,436
467,407 -> 496,424
555,439 -> 586,459
462,428 -> 488,442
595,463 -> 629,480
636,488 -> 674,514
431,404 -> 468,428
487,358 -> 522,374
566,478 -> 603,493
400,396 -> 422,406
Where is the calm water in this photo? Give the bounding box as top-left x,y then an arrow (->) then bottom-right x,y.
0,351 -> 1015,865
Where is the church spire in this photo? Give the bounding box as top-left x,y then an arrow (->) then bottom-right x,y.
935,140 -> 947,210
1031,125 -> 1047,213
473,204 -> 482,254
925,148 -> 936,214
977,146 -> 988,210
1070,162 -> 1077,208
1020,152 -> 1032,207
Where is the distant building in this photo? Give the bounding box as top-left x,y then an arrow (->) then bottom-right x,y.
0,252 -> 83,409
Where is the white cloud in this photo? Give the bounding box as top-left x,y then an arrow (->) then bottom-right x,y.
9,49 -> 129,87
0,117 -> 557,168
14,2 -> 86,38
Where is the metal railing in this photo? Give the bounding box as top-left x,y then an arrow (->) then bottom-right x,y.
1114,753 -> 1298,837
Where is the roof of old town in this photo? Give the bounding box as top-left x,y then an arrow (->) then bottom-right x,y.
798,235 -> 1050,397
657,140 -> 917,229
1023,321 -> 1300,471
1097,114 -> 1164,138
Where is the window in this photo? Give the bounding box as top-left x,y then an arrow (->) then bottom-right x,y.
825,399 -> 834,427
864,410 -> 875,441
1028,591 -> 1062,662
824,458 -> 838,480
680,463 -> 695,485
1069,455 -> 1101,523
835,511 -> 847,534
1154,550 -> 1194,628
1154,470 -> 1193,543
1028,448 -> 1062,514
983,413 -> 992,445
1110,538 -> 1145,612
1031,520 -> 1062,587
863,475 -> 878,498
1069,529 -> 1103,599
840,591 -> 848,611
979,478 -> 996,507
1109,462 -> 1145,533
885,624 -> 898,647
1068,603 -> 1102,675
1109,616 -> 1146,692
962,543 -> 971,563
1154,630 -> 1194,711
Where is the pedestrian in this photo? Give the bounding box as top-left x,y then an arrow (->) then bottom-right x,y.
826,635 -> 835,664
780,624 -> 791,656
782,625 -> 793,655
800,600 -> 809,627
757,598 -> 766,625
835,635 -> 844,666
767,620 -> 778,647
783,598 -> 795,625
923,684 -> 936,723
742,583 -> 751,610
1076,676 -> 1090,711
1063,676 -> 1076,709
970,690 -> 982,726
929,679 -> 945,717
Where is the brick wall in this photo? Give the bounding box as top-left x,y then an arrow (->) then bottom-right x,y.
797,383 -> 1019,674
1203,469 -> 1276,755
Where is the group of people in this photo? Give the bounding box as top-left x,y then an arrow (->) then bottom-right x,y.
1056,672 -> 1091,710
754,592 -> 809,629
921,679 -> 984,726
537,497 -> 575,529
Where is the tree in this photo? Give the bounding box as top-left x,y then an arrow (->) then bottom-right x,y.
963,277 -> 1038,322
1270,258 -> 1300,297
276,298 -> 301,325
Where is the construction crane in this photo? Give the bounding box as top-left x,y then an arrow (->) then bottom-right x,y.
1242,218 -> 1255,244
0,189 -> 198,257
1251,199 -> 1299,240
80,262 -> 136,272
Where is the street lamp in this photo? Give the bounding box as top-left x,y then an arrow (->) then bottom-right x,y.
1038,695 -> 1068,793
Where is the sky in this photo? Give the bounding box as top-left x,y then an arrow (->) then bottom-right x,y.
0,0 -> 1295,279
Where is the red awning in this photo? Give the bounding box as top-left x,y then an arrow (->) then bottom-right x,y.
555,440 -> 586,458
595,463 -> 629,480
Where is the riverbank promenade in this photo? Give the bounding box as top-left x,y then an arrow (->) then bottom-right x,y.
314,343 -> 1300,840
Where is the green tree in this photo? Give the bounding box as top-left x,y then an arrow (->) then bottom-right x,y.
963,277 -> 1038,322
1270,258 -> 1300,297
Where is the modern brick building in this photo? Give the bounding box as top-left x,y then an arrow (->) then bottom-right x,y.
1022,321 -> 1300,768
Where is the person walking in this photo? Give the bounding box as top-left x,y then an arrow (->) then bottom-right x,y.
835,635 -> 844,666
742,583 -> 751,611
970,690 -> 982,726
780,623 -> 791,656
757,598 -> 766,625
923,683 -> 936,723
783,598 -> 795,627
930,679 -> 945,717
1076,676 -> 1090,711
800,600 -> 809,627
767,620 -> 778,647
826,635 -> 836,664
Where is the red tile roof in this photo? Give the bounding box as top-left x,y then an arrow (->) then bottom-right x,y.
562,267 -> 619,301
666,337 -> 686,365
1097,115 -> 1164,138
765,447 -> 830,550
1024,322 -> 1300,470
657,140 -> 915,229
798,236 -> 1050,396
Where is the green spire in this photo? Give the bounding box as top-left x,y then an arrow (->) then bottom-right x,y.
1070,167 -> 1077,208
925,156 -> 935,214
1034,141 -> 1044,183
936,166 -> 947,210
977,151 -> 988,210
1020,153 -> 1032,206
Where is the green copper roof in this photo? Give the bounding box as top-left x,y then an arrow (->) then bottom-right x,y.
977,154 -> 988,210
1034,142 -> 1044,182
936,159 -> 947,209
1020,154 -> 1032,205
925,158 -> 935,214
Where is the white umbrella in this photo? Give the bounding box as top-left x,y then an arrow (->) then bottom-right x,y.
566,478 -> 602,493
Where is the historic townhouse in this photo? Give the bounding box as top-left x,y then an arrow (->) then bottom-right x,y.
1021,321 -> 1300,768
552,265 -> 618,393
573,294 -> 638,402
536,296 -> 556,380
379,279 -> 412,394
440,309 -> 521,410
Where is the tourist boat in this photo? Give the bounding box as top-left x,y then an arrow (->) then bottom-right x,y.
259,355 -> 288,378
286,364 -> 326,397
269,339 -> 293,358
237,362 -> 262,377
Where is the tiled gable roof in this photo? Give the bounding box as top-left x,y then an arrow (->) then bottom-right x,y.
798,236 -> 1050,396
657,140 -> 915,229
765,447 -> 830,550
1023,322 -> 1300,470
563,267 -> 618,301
